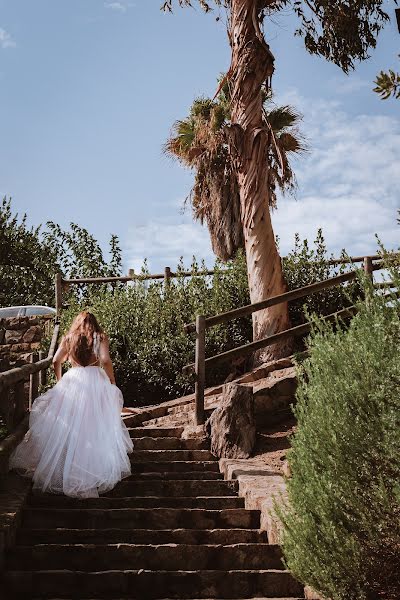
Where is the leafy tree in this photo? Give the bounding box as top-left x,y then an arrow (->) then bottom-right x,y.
280,267 -> 400,599
162,0 -> 391,359
0,198 -> 122,307
0,197 -> 59,307
374,58 -> 400,99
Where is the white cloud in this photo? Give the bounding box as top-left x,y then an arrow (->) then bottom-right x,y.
122,89 -> 399,271
272,89 -> 400,257
329,76 -> 371,95
124,217 -> 214,274
0,28 -> 16,49
104,1 -> 133,12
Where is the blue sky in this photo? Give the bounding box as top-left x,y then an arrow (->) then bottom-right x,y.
0,0 -> 399,273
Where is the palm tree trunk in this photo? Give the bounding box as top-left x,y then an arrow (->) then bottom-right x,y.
226,0 -> 291,360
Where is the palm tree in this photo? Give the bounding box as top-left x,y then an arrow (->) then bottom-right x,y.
162,0 -> 389,362
165,81 -> 305,353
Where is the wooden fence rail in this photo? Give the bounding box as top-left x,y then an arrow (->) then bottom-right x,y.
0,323 -> 60,482
55,253 -> 399,316
184,254 -> 399,425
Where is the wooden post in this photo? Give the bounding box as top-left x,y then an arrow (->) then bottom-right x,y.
13,381 -> 26,427
38,351 -> 46,388
363,256 -> 373,281
55,272 -> 63,316
3,388 -> 12,432
29,354 -> 39,410
194,315 -> 206,426
164,267 -> 171,288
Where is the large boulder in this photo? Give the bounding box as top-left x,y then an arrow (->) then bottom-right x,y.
253,366 -> 298,426
206,383 -> 256,459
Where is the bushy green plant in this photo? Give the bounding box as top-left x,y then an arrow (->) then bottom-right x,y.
0,197 -> 122,307
56,231 -> 368,405
282,228 -> 361,327
60,253 -> 252,405
280,268 -> 400,600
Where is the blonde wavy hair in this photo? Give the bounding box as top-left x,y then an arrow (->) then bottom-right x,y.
64,311 -> 104,366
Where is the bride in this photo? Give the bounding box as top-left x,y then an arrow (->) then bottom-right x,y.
10,311 -> 133,498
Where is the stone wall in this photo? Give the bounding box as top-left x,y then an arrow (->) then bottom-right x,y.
0,316 -> 53,371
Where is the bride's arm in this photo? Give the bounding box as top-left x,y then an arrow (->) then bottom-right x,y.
99,335 -> 116,385
52,337 -> 69,381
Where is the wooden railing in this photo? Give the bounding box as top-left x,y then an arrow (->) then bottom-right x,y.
183,254 -> 398,425
0,322 -> 60,483
55,254 -> 378,315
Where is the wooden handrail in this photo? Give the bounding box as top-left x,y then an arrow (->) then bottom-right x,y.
63,270 -> 216,285
0,324 -> 59,392
59,252 -> 400,287
183,305 -> 357,374
0,322 -> 61,479
184,253 -> 399,424
184,261 -> 388,333
184,270 -> 359,334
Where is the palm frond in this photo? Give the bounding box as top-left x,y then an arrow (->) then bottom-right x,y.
164,84 -> 306,261
276,132 -> 307,154
266,105 -> 303,132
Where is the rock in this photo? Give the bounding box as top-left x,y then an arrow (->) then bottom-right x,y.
4,317 -> 29,331
0,345 -> 12,356
304,586 -> 327,600
22,326 -> 42,343
10,343 -> 35,353
282,459 -> 292,479
237,357 -> 295,384
181,424 -> 206,440
219,458 -> 280,480
5,330 -> 24,344
253,367 -> 298,426
206,383 -> 256,459
0,329 -> 5,344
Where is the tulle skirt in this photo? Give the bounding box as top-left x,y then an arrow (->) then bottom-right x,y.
9,366 -> 133,498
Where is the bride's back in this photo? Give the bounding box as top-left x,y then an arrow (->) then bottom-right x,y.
64,312 -> 104,367
65,331 -> 102,367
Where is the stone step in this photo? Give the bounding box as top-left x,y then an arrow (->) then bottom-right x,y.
167,404 -> 195,415
129,461 -> 220,474
125,471 -> 223,481
31,480 -> 238,500
4,569 -> 304,598
8,543 -> 284,571
142,414 -> 192,427
18,528 -> 270,546
131,450 -> 216,462
131,437 -> 209,450
128,427 -> 184,438
28,496 -> 244,510
22,508 -> 261,530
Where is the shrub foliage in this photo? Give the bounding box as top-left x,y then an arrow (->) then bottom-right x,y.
58,230 -> 363,405
280,268 -> 400,600
60,255 -> 251,405
0,197 -> 122,307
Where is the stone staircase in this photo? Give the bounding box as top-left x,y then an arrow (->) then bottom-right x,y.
3,421 -> 304,599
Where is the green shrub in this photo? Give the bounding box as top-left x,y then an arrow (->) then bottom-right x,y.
0,197 -> 122,307
54,231 -> 367,405
60,254 -> 252,405
282,228 -> 361,327
280,268 -> 400,600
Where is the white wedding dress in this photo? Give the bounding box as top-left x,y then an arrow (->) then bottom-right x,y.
9,344 -> 133,498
